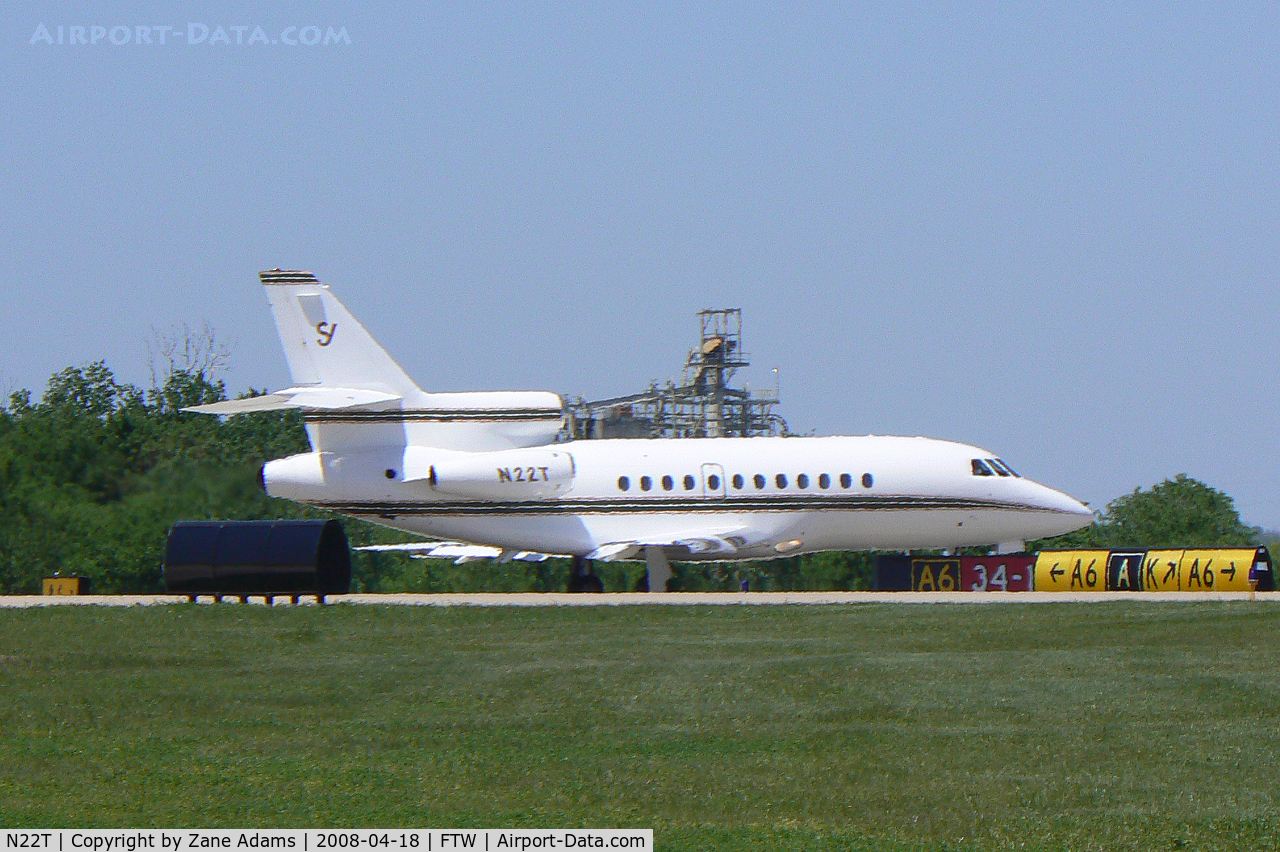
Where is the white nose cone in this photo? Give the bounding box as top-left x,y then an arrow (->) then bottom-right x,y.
1046,487 -> 1093,517
1033,482 -> 1095,537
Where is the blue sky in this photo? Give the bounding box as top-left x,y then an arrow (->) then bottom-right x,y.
2,3 -> 1277,525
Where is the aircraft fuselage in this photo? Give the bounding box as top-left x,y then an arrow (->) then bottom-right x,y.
264,433 -> 1092,559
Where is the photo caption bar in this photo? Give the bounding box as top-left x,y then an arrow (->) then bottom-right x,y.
4,831 -> 651,852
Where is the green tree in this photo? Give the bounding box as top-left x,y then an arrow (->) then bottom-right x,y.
0,361 -> 317,593
1039,474 -> 1255,550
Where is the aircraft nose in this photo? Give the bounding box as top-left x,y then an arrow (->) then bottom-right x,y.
1037,484 -> 1094,518
1022,482 -> 1094,538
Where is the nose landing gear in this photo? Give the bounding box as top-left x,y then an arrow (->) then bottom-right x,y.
567,555 -> 604,592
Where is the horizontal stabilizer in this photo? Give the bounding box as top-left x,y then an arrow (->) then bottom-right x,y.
182,394 -> 298,416
183,387 -> 402,416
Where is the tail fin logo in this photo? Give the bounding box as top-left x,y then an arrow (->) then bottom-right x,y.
316,322 -> 337,347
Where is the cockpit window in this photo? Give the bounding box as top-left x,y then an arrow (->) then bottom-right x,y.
986,458 -> 1011,477
995,458 -> 1020,477
971,459 -> 995,477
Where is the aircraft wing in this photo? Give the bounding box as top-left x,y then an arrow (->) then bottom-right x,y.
355,542 -> 555,564
587,527 -> 773,561
183,387 -> 402,416
358,525 -> 775,565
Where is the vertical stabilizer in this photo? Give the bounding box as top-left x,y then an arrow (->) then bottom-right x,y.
259,270 -> 421,395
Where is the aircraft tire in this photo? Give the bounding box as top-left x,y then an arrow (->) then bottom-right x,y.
567,556 -> 602,593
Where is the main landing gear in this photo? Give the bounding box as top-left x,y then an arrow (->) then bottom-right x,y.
567,556 -> 604,593
567,548 -> 673,593
635,546 -> 672,593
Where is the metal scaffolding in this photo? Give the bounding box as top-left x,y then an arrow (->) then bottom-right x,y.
567,308 -> 787,440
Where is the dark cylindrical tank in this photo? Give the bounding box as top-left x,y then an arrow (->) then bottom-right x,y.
164,519 -> 351,596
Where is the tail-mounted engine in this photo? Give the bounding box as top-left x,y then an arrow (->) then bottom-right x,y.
424,447 -> 575,500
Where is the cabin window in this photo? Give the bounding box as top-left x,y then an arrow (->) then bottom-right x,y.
754,474 -> 766,489
971,459 -> 995,477
707,474 -> 721,490
986,459 -> 1011,477
732,473 -> 744,489
618,476 -> 630,491
640,475 -> 653,491
775,473 -> 788,489
862,472 -> 874,488
797,473 -> 810,489
683,474 -> 696,490
840,473 -> 853,488
661,475 -> 674,491
818,473 -> 831,489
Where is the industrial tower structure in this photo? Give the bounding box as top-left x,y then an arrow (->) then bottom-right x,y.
568,308 -> 787,440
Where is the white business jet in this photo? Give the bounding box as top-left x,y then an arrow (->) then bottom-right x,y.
187,270 -> 1093,591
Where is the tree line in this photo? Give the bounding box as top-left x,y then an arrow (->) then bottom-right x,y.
0,360 -> 1263,594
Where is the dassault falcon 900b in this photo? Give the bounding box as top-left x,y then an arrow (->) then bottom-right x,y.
187,270 -> 1093,591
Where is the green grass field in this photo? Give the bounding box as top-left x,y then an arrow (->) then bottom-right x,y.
1,602 -> 1278,851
